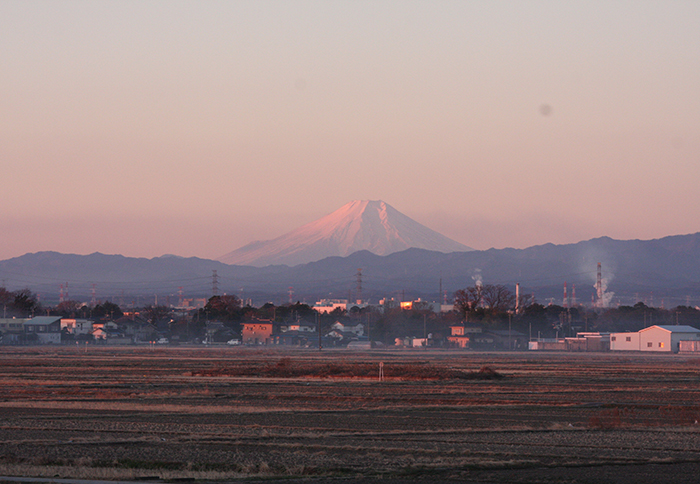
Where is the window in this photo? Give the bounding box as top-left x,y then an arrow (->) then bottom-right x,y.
647,342 -> 653,348
659,342 -> 664,348
611,336 -> 616,341
626,336 -> 631,342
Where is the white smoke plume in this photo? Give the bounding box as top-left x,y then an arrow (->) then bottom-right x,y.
595,274 -> 615,308
472,269 -> 483,287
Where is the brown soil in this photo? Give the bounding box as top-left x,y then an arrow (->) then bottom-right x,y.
1,347 -> 700,483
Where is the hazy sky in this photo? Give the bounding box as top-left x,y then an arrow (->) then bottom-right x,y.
2,1 -> 699,260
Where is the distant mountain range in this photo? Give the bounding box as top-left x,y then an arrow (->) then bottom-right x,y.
2,233 -> 700,308
218,200 -> 472,266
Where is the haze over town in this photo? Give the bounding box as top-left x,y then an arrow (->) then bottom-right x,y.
2,1 -> 699,261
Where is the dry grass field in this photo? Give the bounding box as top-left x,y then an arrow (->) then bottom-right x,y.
1,346 -> 700,483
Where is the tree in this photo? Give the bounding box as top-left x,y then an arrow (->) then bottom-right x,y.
93,301 -> 123,319
54,300 -> 83,318
275,302 -> 316,322
454,284 -> 516,317
204,295 -> 242,321
12,289 -> 40,317
142,305 -> 172,326
481,284 -> 516,313
454,285 -> 483,319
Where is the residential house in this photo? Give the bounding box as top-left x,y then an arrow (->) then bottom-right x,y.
114,316 -> 157,343
203,321 -> 225,344
330,321 -> 364,336
61,319 -> 93,336
0,318 -> 28,344
326,329 -> 360,346
447,325 -> 478,349
274,319 -> 318,346
279,319 -> 317,333
24,316 -> 62,344
313,299 -> 348,314
242,319 -> 273,345
90,320 -> 123,343
471,329 -> 527,350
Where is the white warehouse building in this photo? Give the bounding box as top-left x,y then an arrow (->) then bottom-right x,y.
610,325 -> 700,353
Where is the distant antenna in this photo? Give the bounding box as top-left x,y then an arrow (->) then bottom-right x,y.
356,268 -> 362,303
563,282 -> 568,308
59,284 -> 64,303
515,283 -> 520,313
288,286 -> 294,304
571,284 -> 577,307
596,263 -> 603,307
65,282 -> 69,301
212,270 -> 219,297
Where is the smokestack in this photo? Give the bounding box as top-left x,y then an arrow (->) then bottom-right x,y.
572,284 -> 577,307
515,283 -> 520,313
596,263 -> 603,307
563,282 -> 568,308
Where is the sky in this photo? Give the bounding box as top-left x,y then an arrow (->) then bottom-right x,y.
2,0 -> 699,261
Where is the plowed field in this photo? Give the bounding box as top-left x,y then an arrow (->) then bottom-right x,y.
1,347 -> 700,483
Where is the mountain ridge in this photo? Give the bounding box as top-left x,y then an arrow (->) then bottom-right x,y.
218,200 -> 472,266
2,232 -> 700,306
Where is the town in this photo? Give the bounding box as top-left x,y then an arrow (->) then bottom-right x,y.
3,283 -> 700,354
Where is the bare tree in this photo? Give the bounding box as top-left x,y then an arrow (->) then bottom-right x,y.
455,283 -> 516,318
454,285 -> 483,318
481,284 -> 516,312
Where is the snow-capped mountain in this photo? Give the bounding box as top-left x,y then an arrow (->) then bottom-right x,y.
218,200 -> 473,267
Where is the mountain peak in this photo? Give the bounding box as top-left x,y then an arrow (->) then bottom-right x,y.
218,200 -> 472,267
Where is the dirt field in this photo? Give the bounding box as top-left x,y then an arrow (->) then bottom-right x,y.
1,347 -> 700,483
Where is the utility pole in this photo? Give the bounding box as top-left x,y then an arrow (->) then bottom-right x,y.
508,311 -> 512,351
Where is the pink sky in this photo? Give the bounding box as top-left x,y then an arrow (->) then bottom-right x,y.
1,1 -> 699,260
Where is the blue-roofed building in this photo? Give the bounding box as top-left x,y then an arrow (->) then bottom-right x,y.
23,316 -> 62,344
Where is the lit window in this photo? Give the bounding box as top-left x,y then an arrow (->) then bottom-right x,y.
659,342 -> 664,348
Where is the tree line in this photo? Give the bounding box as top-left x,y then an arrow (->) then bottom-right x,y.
4,284 -> 700,345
